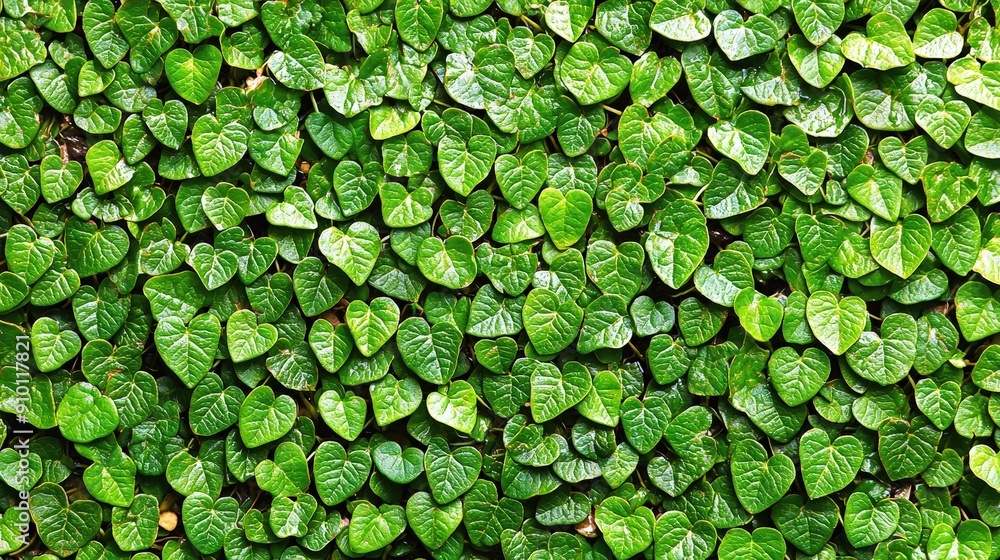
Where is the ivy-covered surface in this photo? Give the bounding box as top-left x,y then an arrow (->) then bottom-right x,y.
5,0 -> 1000,557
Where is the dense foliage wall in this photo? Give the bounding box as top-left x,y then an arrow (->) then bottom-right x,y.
4,0 -> 1000,557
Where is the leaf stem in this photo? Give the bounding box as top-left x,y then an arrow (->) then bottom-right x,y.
520,15 -> 543,32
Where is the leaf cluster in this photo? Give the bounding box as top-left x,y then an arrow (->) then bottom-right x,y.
3,0 -> 1000,558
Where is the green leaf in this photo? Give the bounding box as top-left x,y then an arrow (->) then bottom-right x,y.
29,483 -> 103,556
523,288 -> 584,355
112,494 -> 158,551
927,521 -> 992,560
771,495 -> 838,555
464,480 -> 523,547
595,497 -> 654,559
227,309 -> 278,363
395,0 -> 443,51
646,200 -> 710,289
426,380 -> 478,433
349,501 -> 406,553
191,115 -> 250,177
653,510 -> 716,560
806,291 -> 867,355
714,10 -> 780,61
733,288 -> 783,342
181,492 -> 238,554
916,97 -> 970,149
538,188 -> 592,249
650,0 -> 711,42
708,107 -> 771,175
31,317 -> 81,372
424,436 -> 481,504
731,440 -> 796,514
841,13 -> 915,70
799,428 -> 863,498
718,527 -> 785,560
346,297 -> 400,357
239,385 -> 297,448
560,42 -> 632,105
406,491 -> 463,550
843,492 -> 899,547
439,135 -> 496,196
164,45 -> 222,105
958,282 -> 1000,341
418,235 -> 478,289
545,0 -> 594,41
792,0 -> 844,46
0,18 -> 47,81
878,415 -> 940,480
319,222 -> 381,285
318,386 -> 366,440
314,441 -> 371,506
57,382 -> 120,443
845,313 -> 917,386
768,346 -> 830,406
398,317 -> 463,384
268,35 -> 326,90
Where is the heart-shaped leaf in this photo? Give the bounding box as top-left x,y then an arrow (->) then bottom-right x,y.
406,491 -> 462,550
398,317 -> 462,384
538,188 -> 592,249
708,110 -> 770,175
164,45 -> 222,104
799,428 -> 863,498
345,297 -> 400,357
319,222 -> 381,285
418,235 -> 478,289
57,382 -> 120,443
201,183 -> 250,230
928,520 -> 992,560
734,288 -> 783,342
806,291 -> 867,355
845,313 -> 917,385
913,8 -> 963,59
266,186 -> 318,230
870,215 -> 932,279
916,97 -> 970,149
31,316 -> 81,372
731,440 -> 796,514
768,346 -> 830,406
646,199 -> 710,289
560,41 -> 632,105
349,501 -> 406,554
426,381 -> 478,434
653,510 -> 716,560
29,483 -> 103,556
373,441 -> 424,484
843,492 -> 899,547
318,386 -> 367,441
181,493 -> 238,554
425,437 -> 482,503
523,288 -> 584,355
718,527 -> 785,560
595,497 -> 654,560
771,495 -> 838,555
439,135 -> 496,196
530,361 -> 593,423
841,13 -> 914,70
239,386 -> 297,448
191,115 -> 250,177
226,309 -> 278,363
714,10 -> 780,61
